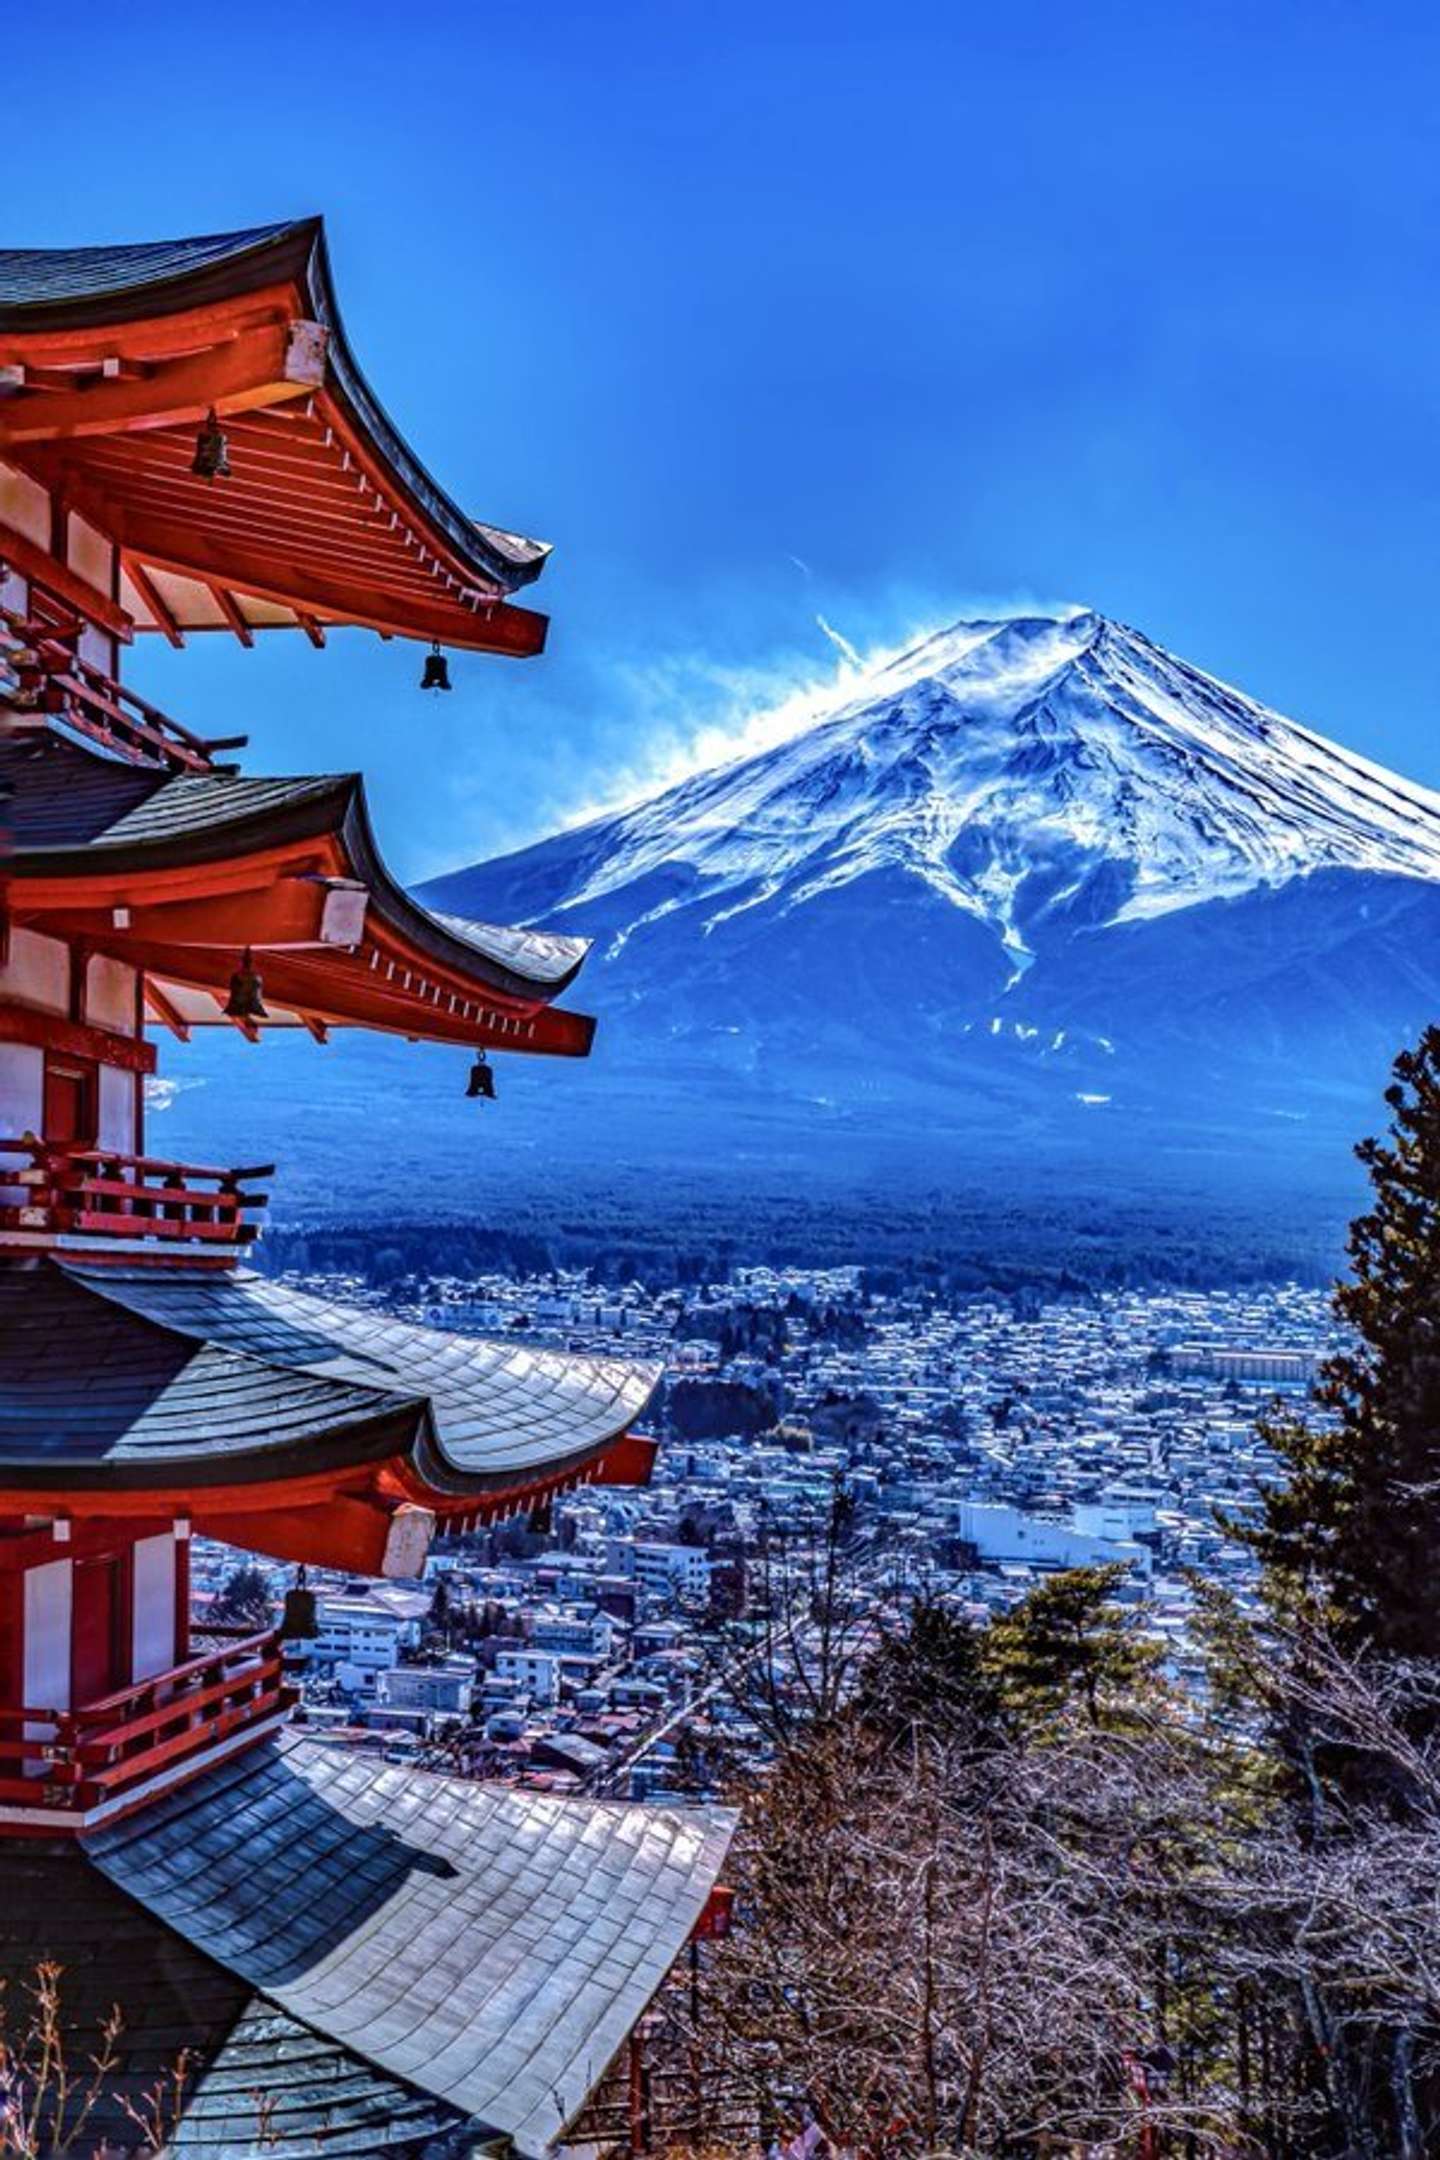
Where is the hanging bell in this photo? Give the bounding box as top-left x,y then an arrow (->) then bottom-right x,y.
421,642 -> 451,692
466,1050 -> 496,1101
192,407 -> 231,481
223,947 -> 269,1022
279,1568 -> 318,1641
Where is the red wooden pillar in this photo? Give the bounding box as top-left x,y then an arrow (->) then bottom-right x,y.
174,1522 -> 192,1662
628,2027 -> 652,2155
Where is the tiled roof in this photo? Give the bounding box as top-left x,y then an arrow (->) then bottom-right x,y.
0,219 -> 549,590
93,1732 -> 736,2156
0,1263 -> 657,1494
0,1268 -> 406,1478
77,1265 -> 661,1490
0,1843 -> 472,2157
3,736 -> 590,995
3,737 -> 347,854
0,223 -> 305,310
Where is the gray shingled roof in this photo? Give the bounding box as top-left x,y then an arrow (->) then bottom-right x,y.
0,1263 -> 658,1494
3,735 -> 590,997
93,1733 -> 736,2156
0,224 -> 302,309
0,1844 -> 475,2157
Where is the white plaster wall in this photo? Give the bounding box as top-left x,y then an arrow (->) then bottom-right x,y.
77,621 -> 115,674
0,928 -> 68,1016
86,956 -> 137,1035
0,1043 -> 42,1202
0,461 -> 49,549
67,513 -> 112,595
23,1560 -> 73,1760
97,1063 -> 136,1153
131,1535 -> 177,1681
0,1043 -> 42,1135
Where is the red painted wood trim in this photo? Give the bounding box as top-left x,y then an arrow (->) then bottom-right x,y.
0,1520 -> 167,1571
0,519 -> 133,639
120,554 -> 184,646
0,1005 -> 155,1075
0,321 -> 324,445
0,288 -> 298,369
174,1532 -> 191,1664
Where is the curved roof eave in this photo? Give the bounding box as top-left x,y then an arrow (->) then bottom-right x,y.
91,1736 -> 736,2157
46,1263 -> 661,1499
0,216 -> 550,599
340,782 -> 591,998
4,736 -> 590,1005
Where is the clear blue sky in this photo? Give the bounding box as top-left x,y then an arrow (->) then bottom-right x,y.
18,0 -> 1440,880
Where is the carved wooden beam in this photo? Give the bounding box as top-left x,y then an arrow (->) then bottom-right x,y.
0,321 -> 329,445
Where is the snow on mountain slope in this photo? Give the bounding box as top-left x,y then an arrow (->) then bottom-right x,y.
149,611 -> 1440,1209
427,612 -> 1440,983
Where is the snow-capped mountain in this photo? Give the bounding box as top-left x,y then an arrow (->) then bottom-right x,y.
433,610 -> 1440,953
154,610 -> 1440,1218
418,610 -> 1440,1175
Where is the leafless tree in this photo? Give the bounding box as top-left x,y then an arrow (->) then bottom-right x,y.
672,1622 -> 1440,2159
0,1960 -> 192,2157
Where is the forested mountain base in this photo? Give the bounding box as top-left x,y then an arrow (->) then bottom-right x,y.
258,1178 -> 1348,1296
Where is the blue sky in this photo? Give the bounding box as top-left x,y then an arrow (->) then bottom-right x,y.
19,0 -> 1440,881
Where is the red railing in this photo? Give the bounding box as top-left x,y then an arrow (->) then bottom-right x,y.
0,1631 -> 292,1818
0,607 -> 247,774
0,1139 -> 272,1250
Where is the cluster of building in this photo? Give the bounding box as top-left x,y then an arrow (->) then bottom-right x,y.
200,1263 -> 1338,1792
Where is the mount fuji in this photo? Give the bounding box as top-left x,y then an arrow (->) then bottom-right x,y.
412,609 -> 1440,1188
155,609 -> 1440,1240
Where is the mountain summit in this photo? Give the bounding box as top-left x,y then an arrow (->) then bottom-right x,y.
156,612 -> 1440,1214
419,611 -> 1440,1178
431,610 -> 1440,971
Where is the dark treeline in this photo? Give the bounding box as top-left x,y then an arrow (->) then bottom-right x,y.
258,1180 -> 1343,1297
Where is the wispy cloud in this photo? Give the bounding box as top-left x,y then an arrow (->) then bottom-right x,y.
815,612 -> 863,670
554,586 -> 1082,831
429,584 -> 1086,875
555,618 -> 929,830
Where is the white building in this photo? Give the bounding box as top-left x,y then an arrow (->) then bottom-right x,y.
531,1611 -> 613,1660
627,1543 -> 712,1602
494,1649 -> 561,1706
957,1500 -> 1150,1578
312,1590 -> 416,1687
376,1657 -> 476,1717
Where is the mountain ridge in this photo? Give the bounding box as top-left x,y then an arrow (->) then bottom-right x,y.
410,610 -> 1440,1174
152,610 -> 1440,1220
426,612 -> 1440,962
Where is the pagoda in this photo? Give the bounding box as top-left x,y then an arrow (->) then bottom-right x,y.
0,221 -> 732,2157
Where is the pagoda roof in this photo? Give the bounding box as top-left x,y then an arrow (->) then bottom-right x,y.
0,218 -> 549,652
5,732 -> 592,1041
0,1846 -> 469,2155
0,1735 -> 734,2155
0,1261 -> 658,1502
87,1732 -> 735,2158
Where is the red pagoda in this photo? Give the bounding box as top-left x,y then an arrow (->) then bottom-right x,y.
0,220 -> 732,2156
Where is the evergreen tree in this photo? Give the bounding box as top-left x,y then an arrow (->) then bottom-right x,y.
1249,1028 -> 1440,1660
854,1596 -> 1004,1745
983,1564 -> 1161,1729
210,1563 -> 273,1631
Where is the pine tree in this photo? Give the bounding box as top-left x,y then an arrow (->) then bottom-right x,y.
983,1564 -> 1162,1729
854,1597 -> 1004,1744
210,1564 -> 273,1631
1249,1027 -> 1440,1660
